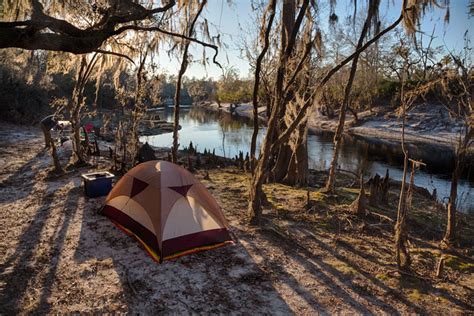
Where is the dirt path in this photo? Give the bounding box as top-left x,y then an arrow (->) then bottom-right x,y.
0,123 -> 473,314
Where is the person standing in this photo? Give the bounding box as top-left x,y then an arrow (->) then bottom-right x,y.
40,114 -> 58,148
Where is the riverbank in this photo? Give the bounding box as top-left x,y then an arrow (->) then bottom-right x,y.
195,101 -> 467,152
1,122 -> 473,314
144,105 -> 473,212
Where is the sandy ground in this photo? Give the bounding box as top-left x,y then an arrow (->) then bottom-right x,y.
0,124 -> 290,314
1,123 -> 473,314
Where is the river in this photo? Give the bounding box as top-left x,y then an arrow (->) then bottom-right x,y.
141,105 -> 473,213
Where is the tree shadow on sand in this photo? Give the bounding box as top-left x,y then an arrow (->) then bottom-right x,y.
248,220 -> 473,314
0,150 -> 44,204
72,207 -> 294,314
0,174 -> 77,314
30,186 -> 81,314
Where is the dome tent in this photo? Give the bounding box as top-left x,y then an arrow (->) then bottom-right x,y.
101,160 -> 233,263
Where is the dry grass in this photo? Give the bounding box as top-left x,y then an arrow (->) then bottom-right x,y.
198,167 -> 474,314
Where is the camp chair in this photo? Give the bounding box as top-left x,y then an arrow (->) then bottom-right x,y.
80,126 -> 100,156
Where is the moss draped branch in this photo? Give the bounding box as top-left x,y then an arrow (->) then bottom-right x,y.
0,0 -> 222,66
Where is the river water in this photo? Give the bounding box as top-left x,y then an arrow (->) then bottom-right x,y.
141,106 -> 473,213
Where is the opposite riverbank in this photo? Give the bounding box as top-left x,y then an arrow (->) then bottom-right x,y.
195,101 -> 466,151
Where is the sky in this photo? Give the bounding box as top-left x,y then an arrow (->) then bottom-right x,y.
156,0 -> 473,80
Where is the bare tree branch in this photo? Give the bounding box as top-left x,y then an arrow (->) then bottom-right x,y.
113,25 -> 223,69
250,0 -> 277,169
94,49 -> 135,64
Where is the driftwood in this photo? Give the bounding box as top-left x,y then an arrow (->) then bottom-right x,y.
368,169 -> 390,206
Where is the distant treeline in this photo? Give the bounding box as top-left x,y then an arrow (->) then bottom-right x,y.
0,51 -> 253,124
0,41 -> 469,124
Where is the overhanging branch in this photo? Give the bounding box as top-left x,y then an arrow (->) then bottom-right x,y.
0,0 -> 222,69
113,25 -> 223,69
0,0 -> 177,54
94,49 -> 135,65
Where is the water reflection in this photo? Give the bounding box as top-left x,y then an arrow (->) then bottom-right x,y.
141,106 -> 473,213
143,106 -> 264,158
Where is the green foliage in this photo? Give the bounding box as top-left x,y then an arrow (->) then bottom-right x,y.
216,67 -> 253,103
377,80 -> 399,99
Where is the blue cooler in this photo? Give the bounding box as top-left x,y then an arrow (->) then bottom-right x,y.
81,171 -> 114,198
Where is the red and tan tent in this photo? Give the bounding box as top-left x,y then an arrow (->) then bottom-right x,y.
101,160 -> 233,262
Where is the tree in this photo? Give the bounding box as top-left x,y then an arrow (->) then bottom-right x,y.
0,1 -> 222,71
172,0 -> 208,163
394,50 -> 412,269
186,78 -> 216,102
216,67 -> 253,103
268,0 -> 314,186
250,0 -> 277,171
325,0 -> 379,192
440,43 -> 473,246
402,33 -> 473,246
248,0 -> 419,224
129,46 -> 150,167
68,53 -> 101,164
248,0 -> 316,223
1,0 -> 224,169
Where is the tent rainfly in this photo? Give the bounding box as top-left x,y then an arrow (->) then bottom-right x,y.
101,160 -> 233,262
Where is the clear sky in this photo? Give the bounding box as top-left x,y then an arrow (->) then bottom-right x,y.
156,0 -> 473,80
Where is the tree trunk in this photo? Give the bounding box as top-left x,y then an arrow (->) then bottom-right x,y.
406,161 -> 416,210
172,70 -> 184,163
172,0 -> 206,163
250,0 -> 276,173
130,50 -> 148,167
280,119 -> 309,186
269,0 -> 297,183
325,3 -> 373,192
350,173 -> 366,217
444,170 -> 458,245
270,0 -> 315,186
69,54 -> 100,165
72,106 -> 85,164
395,152 -> 411,269
248,170 -> 266,225
271,117 -> 310,186
271,143 -> 292,182
395,62 -> 411,270
442,129 -> 471,245
248,91 -> 281,224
